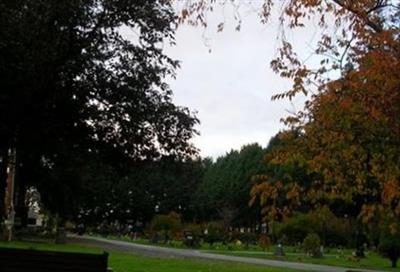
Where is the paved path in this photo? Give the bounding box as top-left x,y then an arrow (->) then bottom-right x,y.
69,235 -> 386,272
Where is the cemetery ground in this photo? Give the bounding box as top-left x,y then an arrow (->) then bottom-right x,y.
86,234 -> 395,272
0,239 -> 302,272
207,249 -> 395,272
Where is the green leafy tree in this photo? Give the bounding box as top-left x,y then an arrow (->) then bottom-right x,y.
74,156 -> 207,231
195,144 -> 267,226
0,0 -> 198,221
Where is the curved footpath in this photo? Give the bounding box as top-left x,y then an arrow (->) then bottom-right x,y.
69,235 -> 386,272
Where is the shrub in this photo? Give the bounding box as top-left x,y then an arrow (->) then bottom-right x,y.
204,221 -> 224,245
258,234 -> 271,251
303,233 -> 322,258
184,223 -> 203,237
310,207 -> 354,247
182,223 -> 203,248
147,230 -> 161,244
64,221 -> 75,232
239,232 -> 257,249
277,214 -> 314,245
228,230 -> 242,243
151,212 -> 181,243
277,210 -> 350,247
379,230 -> 400,268
97,222 -> 118,236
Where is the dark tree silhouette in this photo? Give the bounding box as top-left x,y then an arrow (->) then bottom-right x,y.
0,0 -> 198,220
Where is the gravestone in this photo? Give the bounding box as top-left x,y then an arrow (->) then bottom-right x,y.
274,243 -> 285,256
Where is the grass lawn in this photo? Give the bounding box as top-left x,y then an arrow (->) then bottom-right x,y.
91,235 -> 396,271
206,250 -> 396,272
0,240 -> 300,272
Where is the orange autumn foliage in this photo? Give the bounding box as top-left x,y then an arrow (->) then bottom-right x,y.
178,1 -> 400,225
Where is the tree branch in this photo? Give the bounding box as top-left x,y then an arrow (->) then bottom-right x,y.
331,0 -> 383,33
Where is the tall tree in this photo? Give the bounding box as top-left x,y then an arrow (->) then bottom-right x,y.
0,0 -> 198,220
74,156 -> 206,228
194,144 -> 267,226
251,65 -> 400,227
180,0 -> 400,229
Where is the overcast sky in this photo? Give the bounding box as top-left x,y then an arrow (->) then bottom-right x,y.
164,4 -> 313,158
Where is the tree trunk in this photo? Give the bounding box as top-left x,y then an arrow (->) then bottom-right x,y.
15,176 -> 28,228
0,148 -> 8,220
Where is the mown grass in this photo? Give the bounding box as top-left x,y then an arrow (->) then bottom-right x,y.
0,240 -> 301,272
91,235 -> 396,271
206,250 -> 396,271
